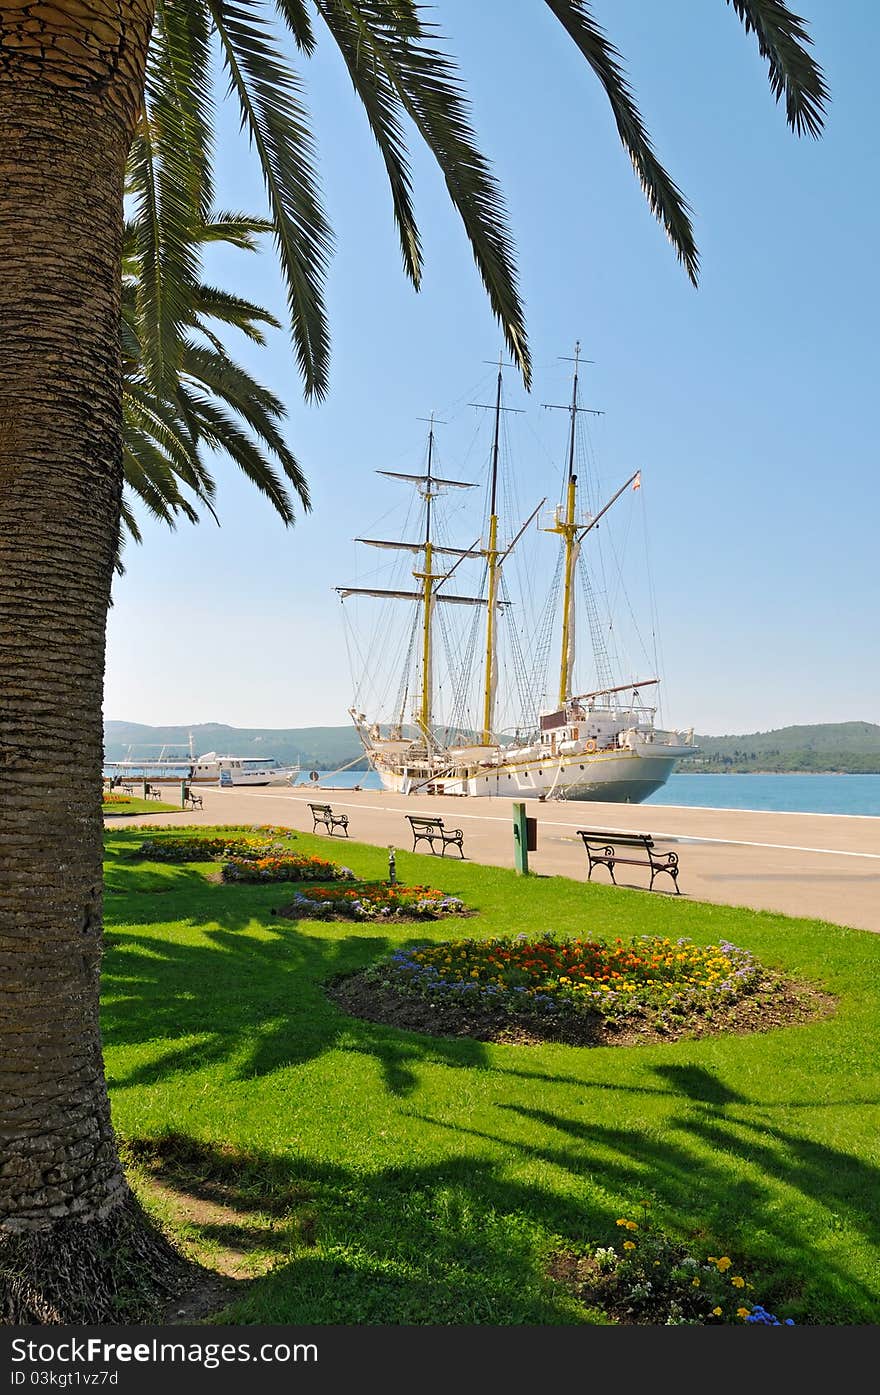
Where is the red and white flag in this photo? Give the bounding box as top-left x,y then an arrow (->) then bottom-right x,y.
632,471 -> 641,491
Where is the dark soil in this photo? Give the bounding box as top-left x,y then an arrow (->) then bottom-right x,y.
327,971 -> 836,1047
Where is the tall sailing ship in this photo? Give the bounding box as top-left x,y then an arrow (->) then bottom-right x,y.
337,347 -> 696,801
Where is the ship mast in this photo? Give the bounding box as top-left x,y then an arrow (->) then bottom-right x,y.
544,343 -> 602,708
336,423 -> 488,747
418,415 -> 437,739
481,363 -> 502,743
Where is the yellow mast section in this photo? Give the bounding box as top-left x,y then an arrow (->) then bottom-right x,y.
481,515 -> 498,742
481,362 -> 504,744
418,418 -> 436,740
555,473 -> 579,707
419,538 -> 433,737
544,343 -> 585,709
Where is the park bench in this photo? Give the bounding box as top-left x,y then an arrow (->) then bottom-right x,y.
309,802 -> 349,837
406,814 -> 465,858
144,783 -> 161,800
577,829 -> 680,893
183,784 -> 203,810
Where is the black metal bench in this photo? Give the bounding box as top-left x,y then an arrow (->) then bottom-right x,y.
577,829 -> 680,893
407,814 -> 465,858
144,783 -> 161,801
183,784 -> 203,810
309,802 -> 349,837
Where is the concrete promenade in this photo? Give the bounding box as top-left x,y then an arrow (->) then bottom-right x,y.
110,783 -> 880,935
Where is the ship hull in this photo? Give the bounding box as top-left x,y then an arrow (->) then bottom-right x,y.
369,747 -> 686,803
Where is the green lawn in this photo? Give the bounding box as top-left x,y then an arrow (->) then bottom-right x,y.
102,825 -> 880,1325
103,796 -> 180,815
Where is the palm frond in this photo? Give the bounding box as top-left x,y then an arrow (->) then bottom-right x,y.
177,386 -> 299,524
544,0 -> 699,286
123,428 -> 200,526
273,0 -> 316,53
119,500 -> 142,546
205,0 -> 333,398
125,382 -> 213,494
315,0 -> 529,385
181,341 -> 310,507
132,0 -> 215,387
192,284 -> 283,342
725,0 -> 828,137
199,212 -> 275,249
314,0 -> 422,285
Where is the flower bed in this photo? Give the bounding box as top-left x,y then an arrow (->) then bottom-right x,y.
367,933 -> 764,1026
135,831 -> 293,863
329,930 -> 831,1047
221,853 -> 354,884
549,1211 -> 795,1326
276,883 -> 468,921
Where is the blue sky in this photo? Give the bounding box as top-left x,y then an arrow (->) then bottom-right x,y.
104,0 -> 879,737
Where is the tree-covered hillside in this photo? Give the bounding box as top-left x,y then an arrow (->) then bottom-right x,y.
103,721 -> 369,771
687,722 -> 880,773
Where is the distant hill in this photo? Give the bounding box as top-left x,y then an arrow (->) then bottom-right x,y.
103,721 -> 369,771
687,722 -> 880,773
104,719 -> 880,775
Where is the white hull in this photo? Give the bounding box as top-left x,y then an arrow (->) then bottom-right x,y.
106,757 -> 299,786
208,769 -> 299,786
367,744 -> 691,803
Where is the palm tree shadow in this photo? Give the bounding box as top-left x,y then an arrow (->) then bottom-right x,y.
102,900 -> 490,1096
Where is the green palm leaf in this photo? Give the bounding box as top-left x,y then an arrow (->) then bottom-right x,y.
205,0 -> 333,398
725,0 -> 828,137
313,0 -> 422,286
316,0 -> 529,383
544,0 -> 699,286
133,0 -> 215,388
177,386 -> 301,523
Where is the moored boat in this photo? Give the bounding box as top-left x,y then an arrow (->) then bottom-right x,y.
337,347 -> 697,802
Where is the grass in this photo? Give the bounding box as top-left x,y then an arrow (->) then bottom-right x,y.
103,796 -> 180,815
102,825 -> 880,1325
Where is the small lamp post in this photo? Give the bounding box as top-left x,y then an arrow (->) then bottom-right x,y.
388,845 -> 397,885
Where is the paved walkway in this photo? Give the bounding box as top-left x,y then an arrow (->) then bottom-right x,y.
108,784 -> 880,934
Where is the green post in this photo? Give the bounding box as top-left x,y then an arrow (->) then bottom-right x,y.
512,801 -> 529,875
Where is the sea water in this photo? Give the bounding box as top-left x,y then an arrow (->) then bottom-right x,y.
646,773 -> 880,817
300,770 -> 880,817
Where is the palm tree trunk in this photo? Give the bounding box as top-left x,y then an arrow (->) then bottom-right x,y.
0,2 -> 183,1321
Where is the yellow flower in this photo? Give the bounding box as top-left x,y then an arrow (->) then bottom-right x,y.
691,1277 -> 700,1287
712,1307 -> 723,1317
615,1218 -> 628,1227
623,1241 -> 636,1251
715,1256 -> 732,1272
731,1275 -> 745,1288
625,1221 -> 638,1231
737,1306 -> 751,1319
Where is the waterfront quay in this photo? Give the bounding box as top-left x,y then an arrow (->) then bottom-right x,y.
110,784 -> 880,935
